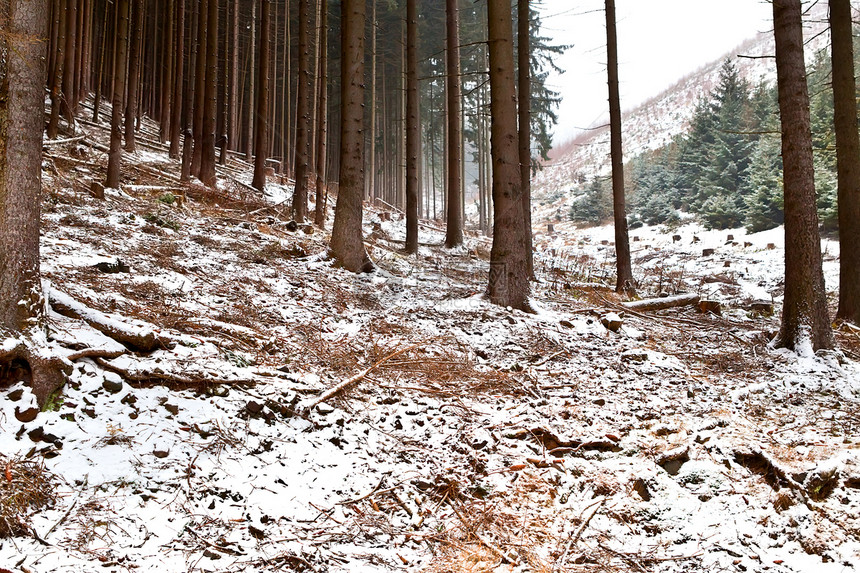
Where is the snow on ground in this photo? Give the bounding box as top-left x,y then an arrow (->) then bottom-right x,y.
2,117 -> 860,573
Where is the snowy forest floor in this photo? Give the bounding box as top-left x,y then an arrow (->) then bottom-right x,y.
2,116 -> 860,573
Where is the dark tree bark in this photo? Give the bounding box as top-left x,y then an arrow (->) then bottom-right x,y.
47,0 -> 66,139
191,0 -> 208,177
830,0 -> 860,325
1,0 -> 71,406
331,0 -> 371,272
772,0 -> 834,351
486,0 -> 530,310
517,0 -> 534,277
199,0 -> 218,186
314,0 -> 329,228
106,0 -> 130,189
169,0 -> 185,158
605,0 -> 635,295
124,0 -> 143,152
405,0 -> 420,253
292,0 -> 313,220
226,0 -> 239,160
160,0 -> 175,144
245,0 -> 256,160
252,0 -> 271,191
443,0 -> 463,248
60,0 -> 78,123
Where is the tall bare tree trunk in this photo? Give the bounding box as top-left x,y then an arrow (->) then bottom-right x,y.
404,0 -> 419,253
245,0 -> 256,160
486,0 -> 529,310
830,0 -> 860,325
47,0 -> 66,139
124,0 -> 143,152
292,0 -> 313,220
60,0 -> 78,123
191,0 -> 208,177
331,0 -> 371,272
772,0 -> 834,351
169,0 -> 185,158
160,0 -> 175,143
314,0 -> 329,227
605,0 -> 635,295
443,0 -> 463,248
517,0 -> 534,276
106,0 -> 130,189
227,0 -> 239,157
199,0 -> 218,186
0,0 -> 70,407
252,0 -> 271,191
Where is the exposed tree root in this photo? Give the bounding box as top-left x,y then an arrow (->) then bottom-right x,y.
0,329 -> 72,408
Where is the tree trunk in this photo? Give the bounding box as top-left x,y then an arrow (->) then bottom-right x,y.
0,0 -> 70,407
517,0 -> 534,276
252,0 -> 271,191
314,0 -> 329,228
246,0 -> 256,161
160,0 -> 175,144
199,0 -> 218,186
331,0 -> 371,272
772,0 -> 834,351
605,0 -> 635,295
47,0 -> 66,139
124,0 -> 143,152
292,0 -> 313,221
169,0 -> 185,158
60,0 -> 78,123
191,0 -> 208,177
443,0 -> 463,248
486,0 -> 530,310
830,0 -> 860,325
106,0 -> 130,189
227,0 -> 239,157
404,0 -> 420,253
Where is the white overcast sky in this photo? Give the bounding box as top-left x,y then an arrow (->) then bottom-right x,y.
536,0 -> 775,143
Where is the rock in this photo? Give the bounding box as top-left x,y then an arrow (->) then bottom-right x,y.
94,260 -> 130,273
163,403 -> 179,415
621,349 -> 648,363
766,243 -> 776,250
7,388 -> 24,401
302,225 -> 314,235
723,260 -> 731,268
727,234 -> 734,242
658,446 -> 690,476
748,301 -> 774,317
559,319 -> 574,329
285,220 -> 299,232
90,180 -> 105,200
28,427 -> 45,442
102,374 -> 124,394
14,406 -> 39,423
744,241 -> 753,248
246,400 -> 265,416
153,449 -> 170,459
702,248 -> 715,257
633,478 -> 651,501
601,312 -> 623,332
673,234 -> 682,242
547,223 -> 554,233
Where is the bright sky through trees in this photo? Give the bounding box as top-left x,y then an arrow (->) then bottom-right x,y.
537,0 -> 774,143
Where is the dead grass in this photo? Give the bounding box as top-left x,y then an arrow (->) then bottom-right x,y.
0,454 -> 58,538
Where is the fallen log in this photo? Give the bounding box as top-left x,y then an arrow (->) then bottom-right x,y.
621,293 -> 700,313
47,286 -> 165,353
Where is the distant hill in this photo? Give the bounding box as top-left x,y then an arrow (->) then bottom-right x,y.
532,8 -> 830,225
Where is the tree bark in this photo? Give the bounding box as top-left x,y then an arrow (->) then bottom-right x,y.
160,0 -> 175,144
772,0 -> 834,351
605,0 -> 635,295
292,0 -> 313,221
517,0 -> 535,277
124,0 -> 143,152
60,0 -> 78,123
404,0 -> 420,254
47,0 -> 66,139
252,0 -> 271,191
830,0 -> 860,325
487,0 -> 530,310
199,0 -> 218,186
169,0 -> 185,158
0,0 -> 70,407
191,0 -> 208,178
444,0 -> 463,248
106,0 -> 130,189
331,0 -> 371,272
314,0 -> 329,227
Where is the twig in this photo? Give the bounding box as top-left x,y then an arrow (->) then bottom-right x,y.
558,497 -> 605,566
305,338 -> 436,408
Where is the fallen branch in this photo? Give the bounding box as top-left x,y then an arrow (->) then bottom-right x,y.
47,286 -> 166,353
95,357 -> 253,388
621,293 -> 700,313
304,340 -> 431,409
